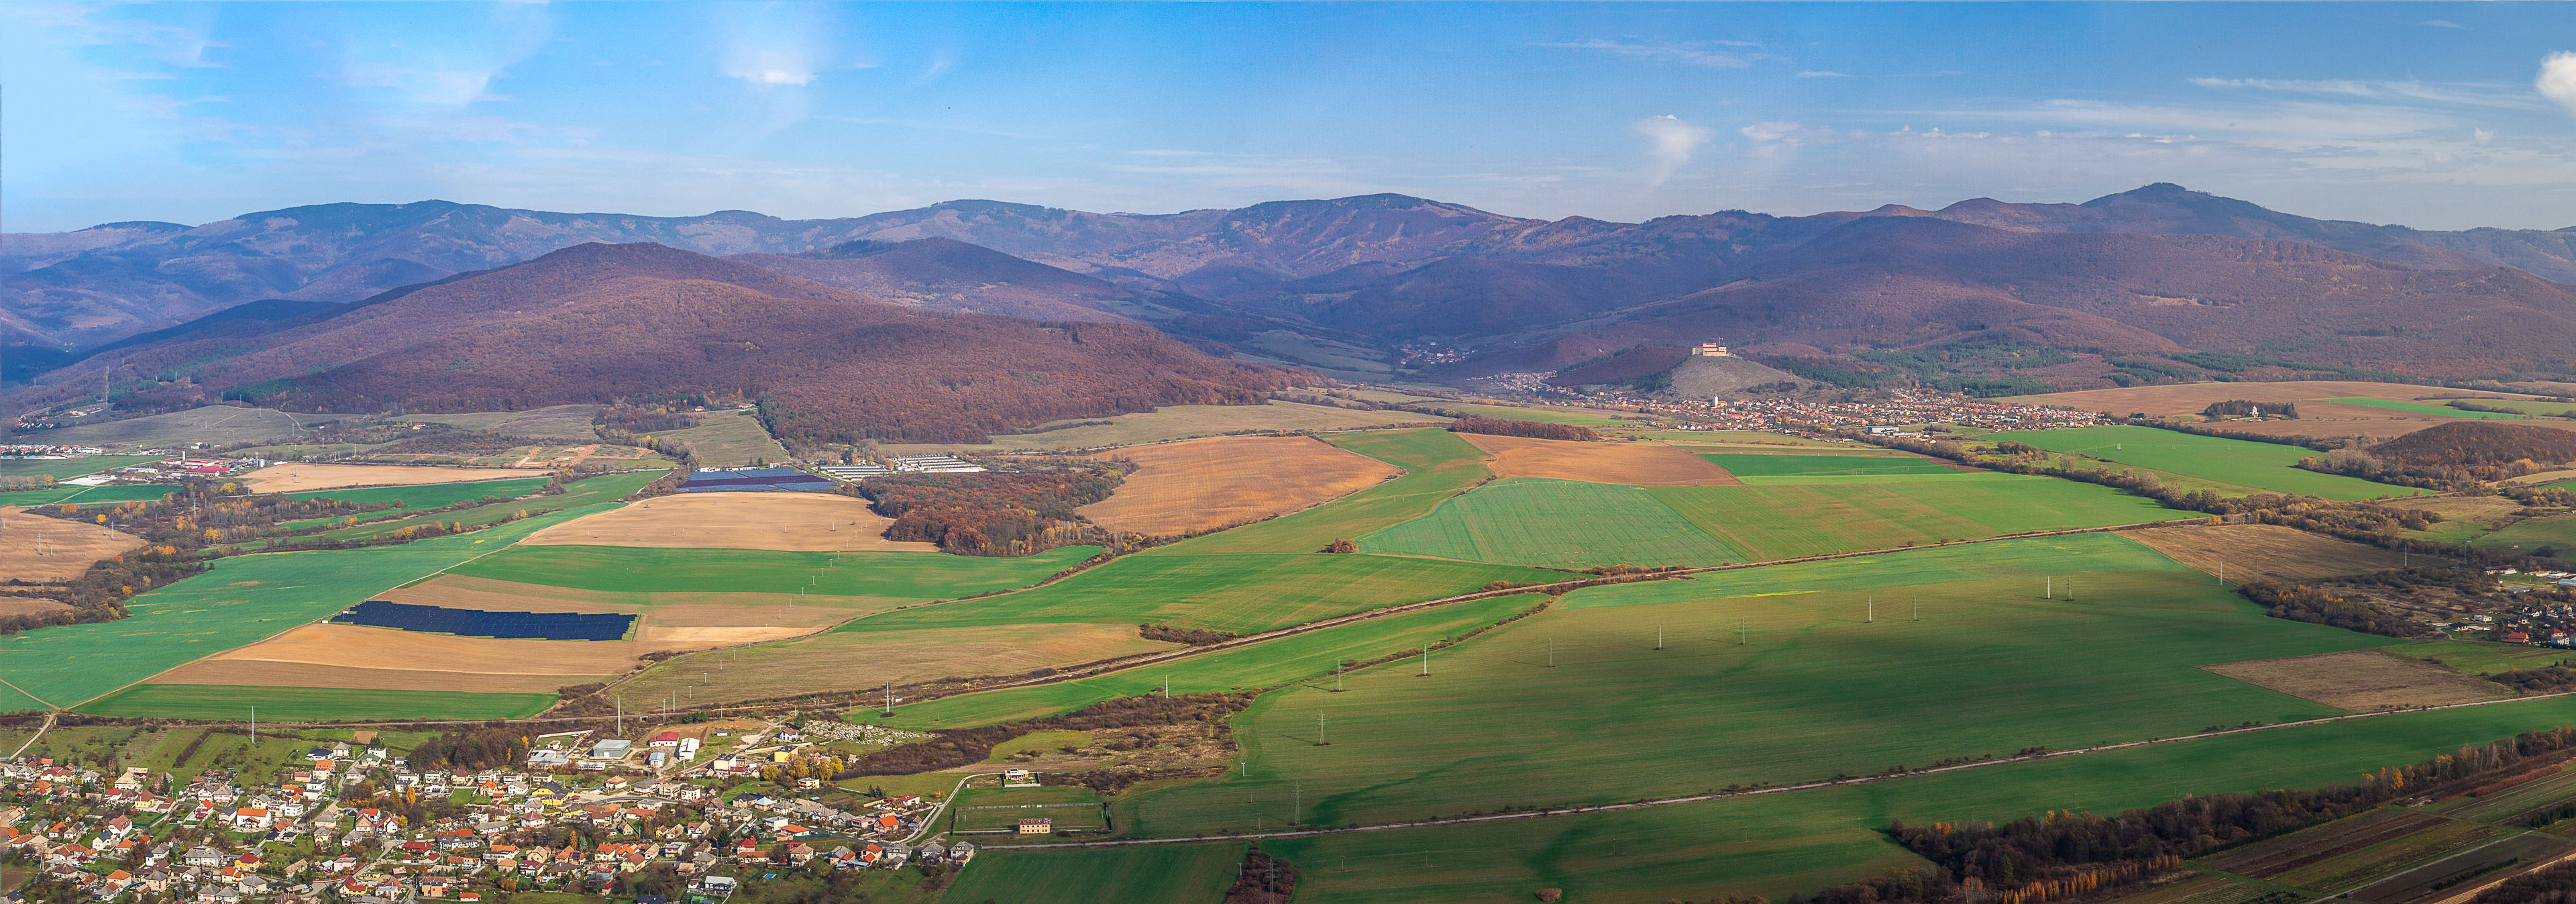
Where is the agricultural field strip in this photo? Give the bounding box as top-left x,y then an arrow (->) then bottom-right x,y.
60,507 -> 588,711
969,689 -> 2576,852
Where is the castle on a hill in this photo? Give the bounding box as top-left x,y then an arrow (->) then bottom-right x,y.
1690,340 -> 1731,357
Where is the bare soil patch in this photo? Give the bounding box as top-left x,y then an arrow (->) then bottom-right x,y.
2010,381 -> 2541,418
0,599 -> 70,618
520,492 -> 932,552
1079,436 -> 1400,536
1462,433 -> 1741,487
239,464 -> 550,493
0,506 -> 146,583
153,623 -> 667,694
2128,524 -> 2426,581
380,574 -> 905,627
148,659 -> 585,695
2206,649 -> 2509,711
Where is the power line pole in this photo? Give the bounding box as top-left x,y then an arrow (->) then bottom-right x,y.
1656,624 -> 1664,650
1546,638 -> 1554,668
1866,595 -> 1874,623
1739,618 -> 1746,646
1418,643 -> 1429,676
2046,576 -> 2053,599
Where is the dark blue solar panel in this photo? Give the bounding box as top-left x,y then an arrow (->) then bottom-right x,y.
677,468 -> 833,493
331,599 -> 635,642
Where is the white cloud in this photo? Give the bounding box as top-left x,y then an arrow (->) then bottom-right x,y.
1540,39 -> 1762,68
2540,52 -> 2576,119
2475,128 -> 2495,142
2424,19 -> 2465,29
725,46 -> 815,86
721,4 -> 829,87
2188,77 -> 2536,109
1631,114 -> 1713,185
1797,70 -> 1853,79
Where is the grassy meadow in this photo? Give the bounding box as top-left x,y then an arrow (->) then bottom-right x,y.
1699,452 -> 1962,481
1650,472 -> 2181,560
0,484 -> 177,507
285,469 -> 664,544
2471,512 -> 2576,560
839,552 -> 1558,634
1360,477 -> 1746,568
645,409 -> 788,466
448,543 -> 1095,599
0,503 -> 609,710
0,454 -> 166,481
875,401 -> 1446,456
945,843 -> 1246,904
77,683 -> 555,720
1118,534 -> 2383,835
2324,397 -> 2530,419
277,476 -> 553,530
1994,425 -> 2421,501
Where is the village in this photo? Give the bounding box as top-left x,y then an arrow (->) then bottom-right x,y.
0,716 -> 1023,904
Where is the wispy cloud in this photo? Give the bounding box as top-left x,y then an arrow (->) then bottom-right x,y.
2424,19 -> 2465,29
2540,52 -> 2576,119
1631,114 -> 1713,184
722,4 -> 829,87
2189,77 -> 2537,109
1797,70 -> 1853,79
1540,39 -> 1763,68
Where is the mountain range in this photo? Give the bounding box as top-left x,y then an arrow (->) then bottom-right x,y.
8,183 -> 2576,425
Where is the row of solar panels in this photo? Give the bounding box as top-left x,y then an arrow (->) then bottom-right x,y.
331,599 -> 636,642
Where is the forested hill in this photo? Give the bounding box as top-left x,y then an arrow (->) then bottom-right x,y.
28,242 -> 1311,444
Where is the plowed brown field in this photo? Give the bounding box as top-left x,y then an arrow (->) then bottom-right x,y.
1080,436 -> 1401,536
1461,433 -> 1741,486
2128,523 -> 2426,581
2206,649 -> 2509,711
520,492 -> 932,552
0,506 -> 146,582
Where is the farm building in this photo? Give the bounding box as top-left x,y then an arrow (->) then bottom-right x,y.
1016,819 -> 1052,835
1690,340 -> 1731,357
888,455 -> 987,473
820,464 -> 894,480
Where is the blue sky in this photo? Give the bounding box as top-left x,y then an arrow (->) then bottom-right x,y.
7,2 -> 2575,232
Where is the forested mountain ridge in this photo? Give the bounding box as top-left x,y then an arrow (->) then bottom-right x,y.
18,242 -> 1311,444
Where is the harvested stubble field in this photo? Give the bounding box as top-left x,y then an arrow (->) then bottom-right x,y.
611,621 -> 1182,708
859,593 -> 1548,731
2128,523 -> 2424,580
146,622 -> 663,694
1122,534 -> 2383,836
2202,649 -> 2509,711
0,599 -> 70,618
1162,429 -> 1493,555
76,683 -> 554,721
1078,435 -> 1401,536
875,400 -> 1446,456
2005,381 -> 2542,419
1997,425 -> 2424,501
0,505 -> 604,711
520,491 -> 932,551
1650,472 -> 2180,560
0,506 -> 145,582
1360,477 -> 1745,568
238,462 -> 551,493
1459,432 -> 1740,486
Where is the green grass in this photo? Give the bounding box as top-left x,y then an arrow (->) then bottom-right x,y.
1120,533 -> 2381,836
1257,695 -> 2576,904
2471,512 -> 2576,560
945,842 -> 1246,904
1360,477 -> 1744,568
75,684 -> 555,720
874,401 -> 1446,456
276,476 -> 553,530
451,544 -> 1095,599
1995,425 -> 2423,501
1650,472 -> 2182,560
2324,397 -> 2530,419
1438,403 -> 1640,427
2417,398 -> 2576,417
0,484 -> 177,507
1699,452 -> 1961,481
0,455 -> 164,480
0,502 -> 612,711
1155,429 -> 1495,556
647,409 -> 788,466
841,553 -> 1559,635
853,593 -> 1549,730
286,470 -> 664,544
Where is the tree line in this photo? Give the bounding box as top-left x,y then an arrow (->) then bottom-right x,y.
851,467 -> 1124,556
1449,415 -> 1601,442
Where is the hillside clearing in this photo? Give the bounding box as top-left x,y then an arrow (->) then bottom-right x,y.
520,491 -> 934,552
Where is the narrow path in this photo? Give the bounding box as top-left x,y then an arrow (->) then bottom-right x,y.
9,711 -> 55,757
976,691 -> 2576,851
905,772 -> 997,845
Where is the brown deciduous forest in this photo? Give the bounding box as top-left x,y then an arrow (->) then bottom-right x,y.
1448,415 -> 1601,442
851,468 -> 1123,556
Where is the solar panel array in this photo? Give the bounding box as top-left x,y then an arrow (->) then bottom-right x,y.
331,599 -> 636,642
678,467 -> 835,493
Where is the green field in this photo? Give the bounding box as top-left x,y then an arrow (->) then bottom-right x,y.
1165,429 -> 1495,556
877,400 -> 1446,456
646,409 -> 788,466
2324,397 -> 2530,419
1699,452 -> 1961,481
840,552 -> 1558,635
0,484 -> 177,507
855,593 -> 1549,730
1360,477 -> 1744,568
0,503 -> 612,711
76,684 -> 555,720
286,470 -> 664,544
277,476 -> 553,530
1254,695 -> 2576,904
2471,512 -> 2576,560
450,544 -> 1096,599
2412,397 -> 2576,417
0,454 -> 163,480
1118,533 -> 2381,836
945,842 -> 1246,904
1995,425 -> 2422,501
1650,472 -> 2182,560
1439,403 -> 1641,427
